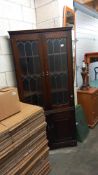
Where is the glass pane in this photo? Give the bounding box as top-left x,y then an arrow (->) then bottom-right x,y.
17,42 -> 25,57
33,56 -> 41,74
52,92 -> 58,105
19,58 -> 27,75
63,91 -> 69,103
17,40 -> 44,106
56,75 -> 62,89
24,96 -> 32,104
32,94 -> 37,104
37,76 -> 42,91
55,55 -> 61,72
23,78 -> 30,91
25,42 -> 32,56
47,38 -> 68,105
52,91 -> 69,105
39,94 -> 43,105
47,40 -> 53,54
32,94 -> 43,106
27,57 -> 34,75
30,77 -> 36,91
51,75 -> 57,89
54,39 -> 60,53
61,74 -> 68,88
60,38 -> 66,52
58,92 -> 63,104
32,42 -> 39,56
48,55 -> 55,72
61,54 -> 67,71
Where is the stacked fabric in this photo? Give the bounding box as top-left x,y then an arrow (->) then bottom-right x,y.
0,103 -> 50,175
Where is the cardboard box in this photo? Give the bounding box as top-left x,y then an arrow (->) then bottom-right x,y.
0,87 -> 21,121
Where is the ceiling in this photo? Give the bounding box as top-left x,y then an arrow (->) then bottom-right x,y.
74,0 -> 98,11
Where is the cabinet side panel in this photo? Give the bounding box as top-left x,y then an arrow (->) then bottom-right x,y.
77,92 -> 93,126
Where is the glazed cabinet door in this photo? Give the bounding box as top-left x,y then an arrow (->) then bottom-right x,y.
43,30 -> 74,110
11,34 -> 46,107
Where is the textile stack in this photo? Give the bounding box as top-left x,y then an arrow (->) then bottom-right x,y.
0,103 -> 50,175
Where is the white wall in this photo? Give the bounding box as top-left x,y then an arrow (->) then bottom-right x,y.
76,10 -> 98,87
0,0 -> 74,89
0,0 -> 36,88
58,0 -> 73,26
35,0 -> 60,29
36,0 -> 74,29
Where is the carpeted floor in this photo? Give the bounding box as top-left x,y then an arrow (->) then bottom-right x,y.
49,124 -> 98,175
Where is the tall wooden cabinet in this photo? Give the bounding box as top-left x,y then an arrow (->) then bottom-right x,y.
9,27 -> 77,149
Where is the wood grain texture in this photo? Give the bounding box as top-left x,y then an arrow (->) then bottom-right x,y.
77,88 -> 98,127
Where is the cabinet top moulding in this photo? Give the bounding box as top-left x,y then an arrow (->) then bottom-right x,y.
8,27 -> 72,36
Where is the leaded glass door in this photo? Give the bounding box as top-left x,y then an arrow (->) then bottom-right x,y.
12,35 -> 46,107
44,31 -> 74,109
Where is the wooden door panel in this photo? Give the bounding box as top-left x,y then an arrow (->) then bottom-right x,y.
46,108 -> 76,149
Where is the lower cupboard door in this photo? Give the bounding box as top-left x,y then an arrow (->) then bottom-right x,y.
46,109 -> 77,149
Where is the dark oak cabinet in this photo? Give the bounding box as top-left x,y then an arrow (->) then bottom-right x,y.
9,27 -> 77,149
